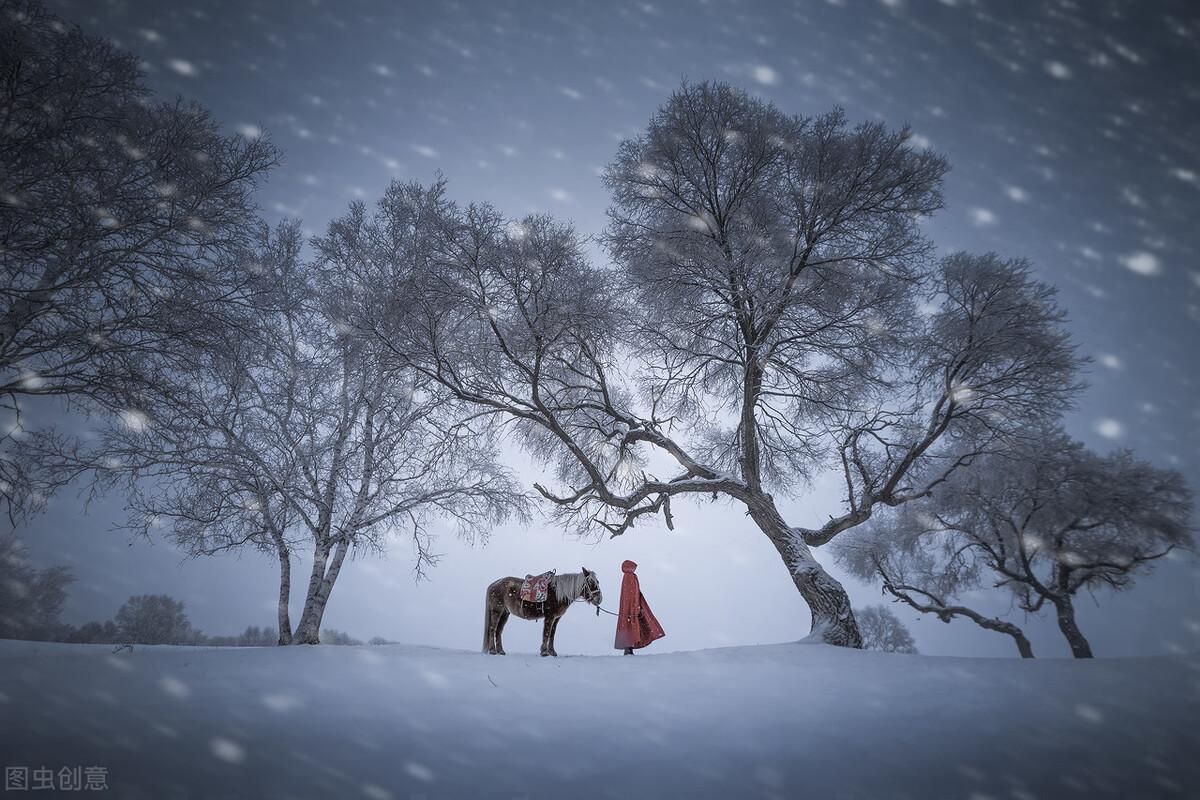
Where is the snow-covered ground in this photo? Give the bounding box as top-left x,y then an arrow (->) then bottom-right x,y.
2,639 -> 1196,799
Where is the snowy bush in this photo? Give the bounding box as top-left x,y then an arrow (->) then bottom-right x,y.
856,605 -> 918,654
320,629 -> 363,646
114,594 -> 198,645
65,620 -> 120,644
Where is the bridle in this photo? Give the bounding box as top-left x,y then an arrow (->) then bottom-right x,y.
581,573 -> 602,606
578,573 -> 618,616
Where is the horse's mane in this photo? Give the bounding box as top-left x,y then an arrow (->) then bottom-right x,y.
551,571 -> 585,602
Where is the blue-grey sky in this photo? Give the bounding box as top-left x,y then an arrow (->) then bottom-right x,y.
22,0 -> 1200,657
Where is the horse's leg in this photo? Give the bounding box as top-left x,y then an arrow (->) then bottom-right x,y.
483,593 -> 495,654
542,614 -> 564,657
495,609 -> 509,656
486,607 -> 501,655
540,614 -> 552,657
547,613 -> 562,657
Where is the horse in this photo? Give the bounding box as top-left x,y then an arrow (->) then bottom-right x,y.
483,568 -> 602,656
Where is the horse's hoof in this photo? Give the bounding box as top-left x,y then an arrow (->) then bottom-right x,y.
497,649 -> 505,655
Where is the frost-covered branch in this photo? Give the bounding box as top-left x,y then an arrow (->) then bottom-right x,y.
834,427 -> 1194,658
0,3 -> 278,519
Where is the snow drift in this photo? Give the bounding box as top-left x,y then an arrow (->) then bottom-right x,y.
1,640 -> 1195,798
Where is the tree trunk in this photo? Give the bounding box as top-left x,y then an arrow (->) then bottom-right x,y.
1052,596 -> 1093,658
292,601 -> 324,645
747,495 -> 863,648
1010,629 -> 1035,659
275,543 -> 293,645
292,538 -> 351,645
292,542 -> 330,644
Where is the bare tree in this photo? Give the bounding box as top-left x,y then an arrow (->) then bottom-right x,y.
44,221 -> 526,645
856,605 -> 918,654
345,84 -> 1079,647
0,0 -> 277,518
35,223 -> 308,643
834,428 -> 1194,658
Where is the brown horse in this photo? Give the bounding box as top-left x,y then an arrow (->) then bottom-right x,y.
483,568 -> 602,656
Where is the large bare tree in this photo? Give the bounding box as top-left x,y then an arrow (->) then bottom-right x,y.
42,221 -> 525,644
589,84 -> 1078,644
0,0 -> 277,518
340,88 -> 1078,646
834,428 -> 1194,658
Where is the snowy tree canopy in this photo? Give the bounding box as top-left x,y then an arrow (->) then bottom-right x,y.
0,0 -> 277,518
327,84 -> 1091,649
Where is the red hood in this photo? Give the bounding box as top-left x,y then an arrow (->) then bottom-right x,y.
621,560 -> 638,573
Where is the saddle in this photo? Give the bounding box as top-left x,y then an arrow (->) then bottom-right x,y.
519,570 -> 555,604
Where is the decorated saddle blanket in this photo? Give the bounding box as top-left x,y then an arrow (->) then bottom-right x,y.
519,570 -> 555,603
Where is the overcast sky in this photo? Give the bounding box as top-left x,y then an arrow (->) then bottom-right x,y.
22,0 -> 1200,658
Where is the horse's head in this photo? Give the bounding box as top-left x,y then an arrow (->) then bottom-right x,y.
580,567 -> 602,607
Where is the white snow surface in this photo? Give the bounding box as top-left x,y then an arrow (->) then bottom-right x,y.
2,639 -> 1197,799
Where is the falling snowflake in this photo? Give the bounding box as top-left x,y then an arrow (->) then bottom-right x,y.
967,207 -> 996,226
1119,251 -> 1160,276
209,738 -> 245,763
752,65 -> 778,85
166,58 -> 197,77
120,410 -> 149,432
1044,61 -> 1072,79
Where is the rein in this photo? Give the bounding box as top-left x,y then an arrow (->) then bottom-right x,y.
572,573 -> 617,616
574,597 -> 619,617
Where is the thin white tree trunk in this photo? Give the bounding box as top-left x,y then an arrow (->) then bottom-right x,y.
275,542 -> 293,645
292,537 -> 351,644
293,542 -> 330,644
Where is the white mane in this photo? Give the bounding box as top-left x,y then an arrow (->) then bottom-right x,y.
551,571 -> 586,602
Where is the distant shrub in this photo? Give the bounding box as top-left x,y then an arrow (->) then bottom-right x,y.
236,625 -> 278,646
114,594 -> 196,645
320,628 -> 362,646
857,605 -> 919,654
65,620 -> 120,644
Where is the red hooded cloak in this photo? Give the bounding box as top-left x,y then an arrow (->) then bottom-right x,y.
614,560 -> 665,650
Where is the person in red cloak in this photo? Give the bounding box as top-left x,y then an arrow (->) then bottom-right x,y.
614,560 -> 665,655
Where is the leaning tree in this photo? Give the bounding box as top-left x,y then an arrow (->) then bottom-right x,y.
834,428 -> 1193,658
0,0 -> 277,519
341,86 -> 1078,647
